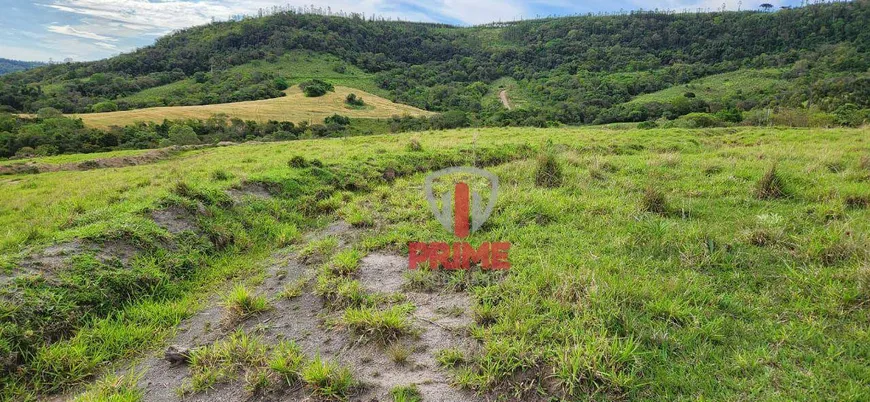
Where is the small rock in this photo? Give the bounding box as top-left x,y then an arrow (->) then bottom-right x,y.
164,345 -> 192,366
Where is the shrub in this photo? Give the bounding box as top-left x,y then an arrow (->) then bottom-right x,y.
755,164 -> 787,199
324,114 -> 350,126
638,120 -> 658,129
168,125 -> 200,145
299,79 -> 334,97
273,76 -> 289,90
345,93 -> 365,106
91,101 -> 118,113
36,107 -> 62,119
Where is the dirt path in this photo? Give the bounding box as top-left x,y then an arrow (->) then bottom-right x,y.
131,221 -> 480,401
499,90 -> 512,110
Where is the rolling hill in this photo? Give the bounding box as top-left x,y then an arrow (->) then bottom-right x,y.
0,2 -> 866,128
71,85 -> 431,129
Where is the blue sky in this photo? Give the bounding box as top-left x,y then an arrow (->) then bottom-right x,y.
0,0 -> 803,62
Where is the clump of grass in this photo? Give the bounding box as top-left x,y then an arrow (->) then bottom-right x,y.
387,343 -> 412,365
844,194 -> 870,209
211,169 -> 233,181
535,149 -> 563,188
473,303 -> 497,326
281,278 -> 307,299
859,155 -> 870,171
223,285 -> 270,325
391,384 -> 422,402
185,330 -> 268,393
243,367 -> 275,394
343,304 -> 416,343
316,277 -> 373,309
857,263 -> 870,299
328,249 -> 363,276
72,372 -> 142,402
435,348 -> 466,368
301,355 -> 356,400
288,155 -> 308,168
269,340 -> 306,386
343,206 -> 374,227
407,138 -> 423,152
755,164 -> 787,199
552,335 -> 640,398
403,264 -> 437,292
299,236 -> 339,263
641,186 -> 670,215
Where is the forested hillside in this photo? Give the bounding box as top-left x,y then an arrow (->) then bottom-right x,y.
0,2 -> 867,130
0,59 -> 45,76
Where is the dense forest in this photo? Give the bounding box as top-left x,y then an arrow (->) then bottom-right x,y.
0,59 -> 45,76
0,2 -> 867,157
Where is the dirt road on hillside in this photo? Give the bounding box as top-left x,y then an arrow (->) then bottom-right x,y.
499,90 -> 512,110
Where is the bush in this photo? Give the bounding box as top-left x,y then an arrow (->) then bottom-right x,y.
299,79 -> 334,97
168,125 -> 199,145
91,101 -> 118,113
345,93 -> 365,106
638,120 -> 658,129
273,77 -> 289,91
324,114 -> 350,125
36,107 -> 62,119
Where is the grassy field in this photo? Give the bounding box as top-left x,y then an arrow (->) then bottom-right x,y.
1,126 -> 868,401
626,68 -> 789,105
72,86 -> 431,129
0,149 -> 152,167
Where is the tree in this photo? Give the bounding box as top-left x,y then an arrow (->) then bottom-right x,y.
36,107 -> 62,120
168,124 -> 200,145
760,3 -> 773,11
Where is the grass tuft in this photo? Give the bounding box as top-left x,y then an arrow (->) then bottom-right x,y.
72,372 -> 142,402
343,303 -> 417,343
185,330 -> 268,393
281,278 -> 307,299
755,164 -> 787,199
641,186 -> 670,215
387,343 -> 412,365
301,355 -> 356,400
223,285 -> 270,325
391,384 -> 423,402
435,348 -> 466,368
535,150 -> 563,188
268,340 -> 306,386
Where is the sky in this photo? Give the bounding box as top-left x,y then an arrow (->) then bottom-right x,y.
0,0 -> 804,62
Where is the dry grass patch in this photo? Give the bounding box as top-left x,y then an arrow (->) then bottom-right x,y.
72,86 -> 432,129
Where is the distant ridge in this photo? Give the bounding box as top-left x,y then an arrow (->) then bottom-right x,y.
0,58 -> 45,75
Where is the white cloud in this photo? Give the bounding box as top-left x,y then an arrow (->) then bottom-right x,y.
47,24 -> 117,41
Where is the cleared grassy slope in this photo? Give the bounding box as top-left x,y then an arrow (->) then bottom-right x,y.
117,50 -> 389,107
73,86 -> 432,129
626,68 -> 789,105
